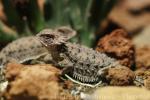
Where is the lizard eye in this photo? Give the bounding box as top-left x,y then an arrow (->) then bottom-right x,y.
38,35 -> 54,46
36,30 -> 57,46
40,34 -> 55,40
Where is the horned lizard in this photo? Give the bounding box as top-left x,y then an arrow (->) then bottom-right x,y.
0,27 -> 74,68
0,27 -> 143,90
37,28 -> 119,87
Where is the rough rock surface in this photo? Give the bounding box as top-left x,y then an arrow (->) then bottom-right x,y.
96,29 -> 135,68
88,86 -> 150,100
106,66 -> 135,86
135,46 -> 150,89
135,68 -> 150,79
135,67 -> 150,88
136,46 -> 150,69
3,63 -> 79,100
144,77 -> 150,90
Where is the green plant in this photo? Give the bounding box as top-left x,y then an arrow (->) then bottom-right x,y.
0,0 -> 117,47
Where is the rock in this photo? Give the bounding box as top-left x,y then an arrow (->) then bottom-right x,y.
144,77 -> 150,90
5,63 -> 24,81
96,29 -> 135,68
106,66 -> 135,86
135,46 -> 150,88
135,68 -> 150,79
136,46 -> 150,69
0,67 -> 8,95
3,63 -> 78,100
135,68 -> 150,88
88,86 -> 150,100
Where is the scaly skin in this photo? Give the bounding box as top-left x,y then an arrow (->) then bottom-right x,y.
0,36 -> 48,68
0,26 -> 73,68
37,28 -> 119,87
0,26 -> 76,91
0,26 -> 77,94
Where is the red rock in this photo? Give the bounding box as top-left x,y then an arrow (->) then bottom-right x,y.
106,66 -> 135,86
96,29 -> 135,68
136,47 -> 150,69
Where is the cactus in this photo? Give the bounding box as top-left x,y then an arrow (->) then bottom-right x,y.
0,0 -> 117,47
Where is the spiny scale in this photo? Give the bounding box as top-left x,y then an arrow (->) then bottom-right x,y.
36,28 -> 120,87
73,71 -> 98,83
63,42 -> 119,86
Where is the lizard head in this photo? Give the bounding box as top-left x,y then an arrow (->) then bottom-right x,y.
36,27 -> 76,63
36,27 -> 76,47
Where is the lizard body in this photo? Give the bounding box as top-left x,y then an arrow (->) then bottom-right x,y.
37,29 -> 119,87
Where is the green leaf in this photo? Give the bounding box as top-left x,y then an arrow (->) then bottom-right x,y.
26,0 -> 45,33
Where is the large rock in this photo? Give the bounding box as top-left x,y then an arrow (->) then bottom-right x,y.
106,66 -> 135,86
96,29 -> 135,68
3,63 -> 78,100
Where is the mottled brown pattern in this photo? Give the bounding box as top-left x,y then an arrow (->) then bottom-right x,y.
0,36 -> 48,67
37,28 -> 120,87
